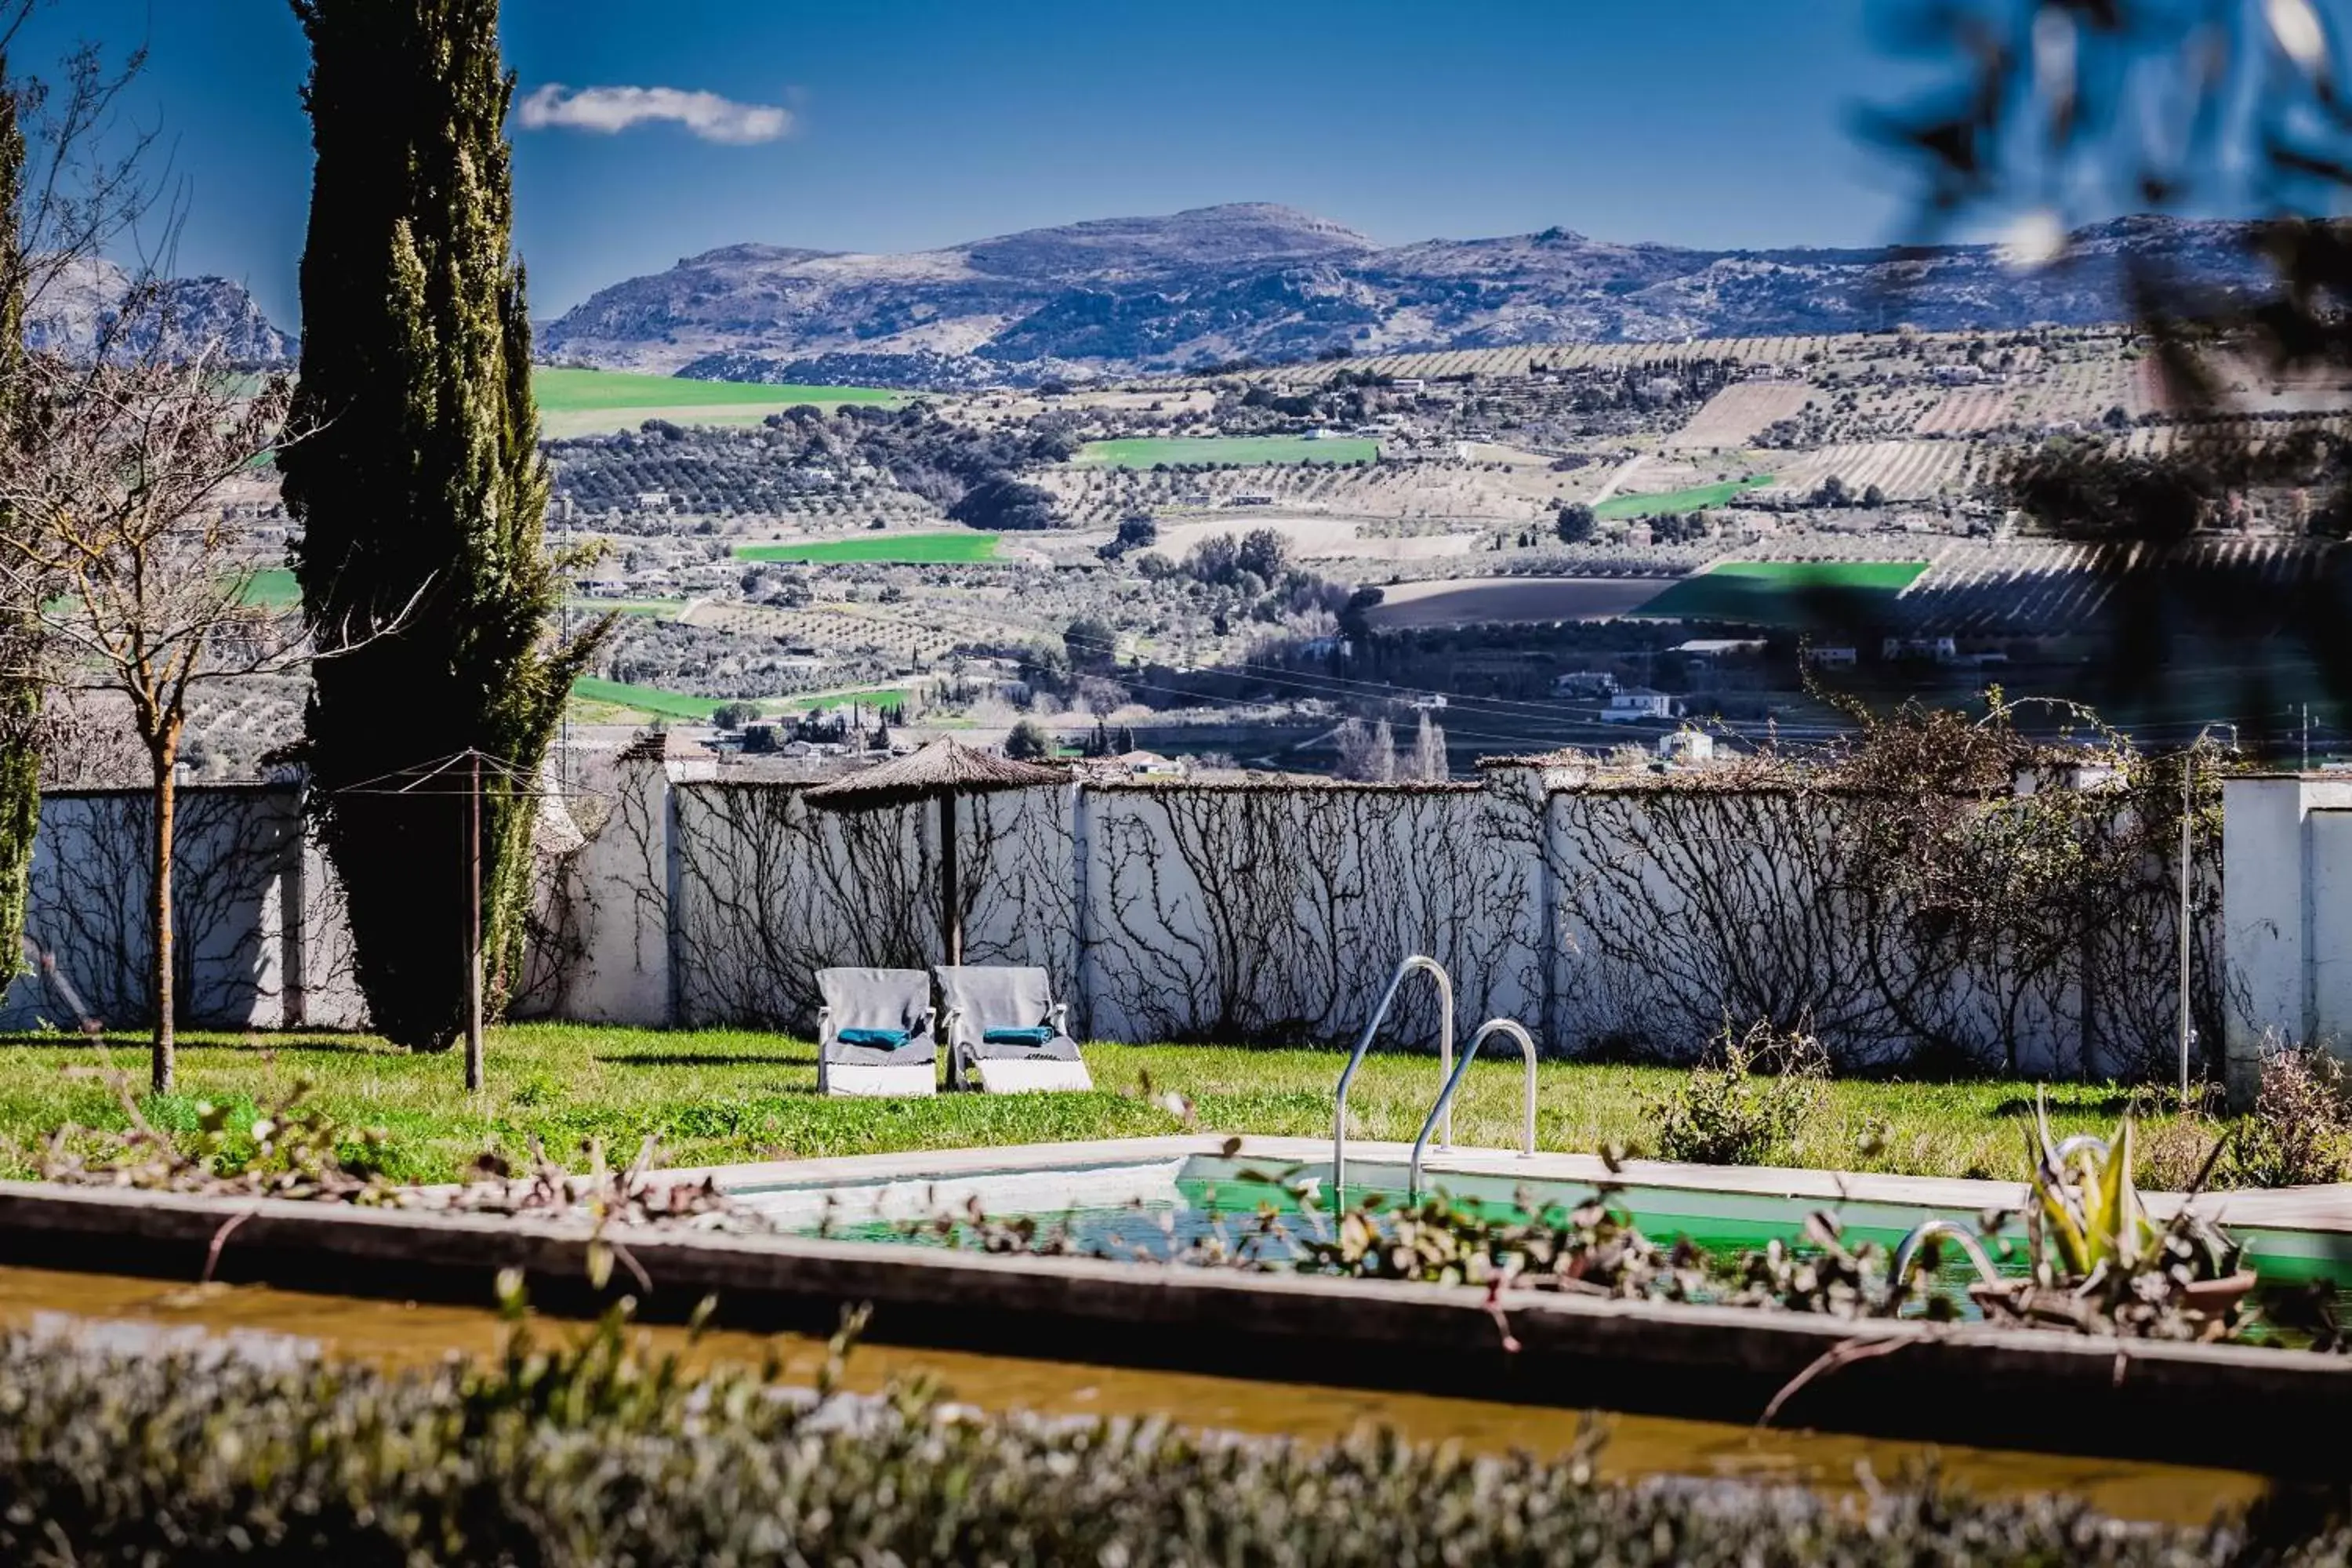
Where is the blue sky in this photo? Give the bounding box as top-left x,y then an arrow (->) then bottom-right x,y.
31,1 -> 1937,324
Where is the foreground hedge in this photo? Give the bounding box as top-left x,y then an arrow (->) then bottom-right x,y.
0,1310 -> 2343,1566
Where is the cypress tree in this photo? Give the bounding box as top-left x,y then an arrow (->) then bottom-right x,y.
281,0 -> 606,1049
0,66 -> 40,983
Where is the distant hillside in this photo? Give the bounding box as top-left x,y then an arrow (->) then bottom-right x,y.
25,258 -> 292,365
539,203 -> 2272,388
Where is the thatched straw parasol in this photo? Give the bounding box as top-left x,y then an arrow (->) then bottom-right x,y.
802,739 -> 1063,963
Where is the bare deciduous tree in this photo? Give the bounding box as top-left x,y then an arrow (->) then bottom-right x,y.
0,350 -> 307,1089
4,7 -> 169,354
1334,717 -> 1402,782
1412,710 -> 1450,782
0,4 -> 186,985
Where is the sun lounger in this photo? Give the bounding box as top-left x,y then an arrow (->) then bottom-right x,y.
815,967 -> 938,1098
934,964 -> 1092,1093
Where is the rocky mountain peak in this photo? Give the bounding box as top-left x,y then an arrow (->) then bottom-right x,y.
957,201 -> 1379,280
25,257 -> 292,365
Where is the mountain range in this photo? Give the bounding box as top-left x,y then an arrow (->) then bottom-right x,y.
42,204 -> 2278,387
535,203 -> 2274,388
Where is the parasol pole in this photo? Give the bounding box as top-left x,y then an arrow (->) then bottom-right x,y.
466,748 -> 484,1092
939,789 -> 961,964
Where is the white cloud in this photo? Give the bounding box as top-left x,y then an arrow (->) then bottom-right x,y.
2266,0 -> 2331,76
1999,209 -> 2069,271
517,83 -> 792,145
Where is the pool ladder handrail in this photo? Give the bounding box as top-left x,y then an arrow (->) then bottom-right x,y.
2050,1134 -> 2111,1166
1889,1137 -> 2114,1303
1333,955 -> 1454,1198
1890,1218 -> 2004,1291
1409,1018 -> 1537,1199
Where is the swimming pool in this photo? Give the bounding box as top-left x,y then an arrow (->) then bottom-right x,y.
712,1134 -> 2352,1288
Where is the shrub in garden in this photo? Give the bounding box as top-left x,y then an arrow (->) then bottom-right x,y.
1652,1019 -> 1828,1166
0,1296 -> 2338,1566
2230,1044 -> 2352,1189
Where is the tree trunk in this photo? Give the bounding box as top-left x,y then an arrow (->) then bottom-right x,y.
939,791 -> 961,964
149,721 -> 180,1094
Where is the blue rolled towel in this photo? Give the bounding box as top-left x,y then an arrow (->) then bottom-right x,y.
837,1027 -> 910,1048
982,1025 -> 1055,1047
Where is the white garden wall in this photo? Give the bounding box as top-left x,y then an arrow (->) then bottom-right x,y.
0,760 -> 2238,1080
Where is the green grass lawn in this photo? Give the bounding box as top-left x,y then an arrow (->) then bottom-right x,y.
1593,475 -> 1773,521
735,533 -> 1000,565
1073,436 -> 1379,469
0,1025 -> 2197,1189
1635,559 -> 1930,626
532,367 -> 895,413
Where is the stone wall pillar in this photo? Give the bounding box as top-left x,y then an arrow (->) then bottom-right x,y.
560,737 -> 713,1025
2221,773 -> 2352,1101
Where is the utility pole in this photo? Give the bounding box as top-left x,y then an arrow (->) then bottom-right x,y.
558,600 -> 571,793
470,747 -> 489,1091
2304,702 -> 2312,771
2177,732 -> 2201,1105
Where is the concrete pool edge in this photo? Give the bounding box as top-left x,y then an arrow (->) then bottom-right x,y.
676,1134 -> 2352,1245
0,1176 -> 2347,1479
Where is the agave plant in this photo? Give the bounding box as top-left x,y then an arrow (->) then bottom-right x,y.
1995,1088 -> 2256,1341
2025,1088 -> 2158,1286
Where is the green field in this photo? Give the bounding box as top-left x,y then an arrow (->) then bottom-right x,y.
567,678 -> 906,724
564,599 -> 681,619
1635,559 -> 1929,626
240,568 -> 301,608
779,687 -> 904,713
1073,436 -> 1379,469
533,367 -> 898,438
533,367 -> 895,413
1594,474 -> 1773,521
568,677 -> 725,720
735,532 -> 1000,565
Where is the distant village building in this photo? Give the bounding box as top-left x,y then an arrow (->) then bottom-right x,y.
1113,750 -> 1185,778
1882,635 -> 1959,663
1657,729 -> 1716,765
1671,638 -> 1766,664
1554,670 -> 1619,698
1602,688 -> 1678,723
2013,753 -> 2121,794
1800,645 -> 1859,668
1078,750 -> 1187,780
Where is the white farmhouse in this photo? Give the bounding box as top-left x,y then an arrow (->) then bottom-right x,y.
1602,688 -> 1678,723
1554,670 -> 1618,698
1657,729 -> 1715,764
